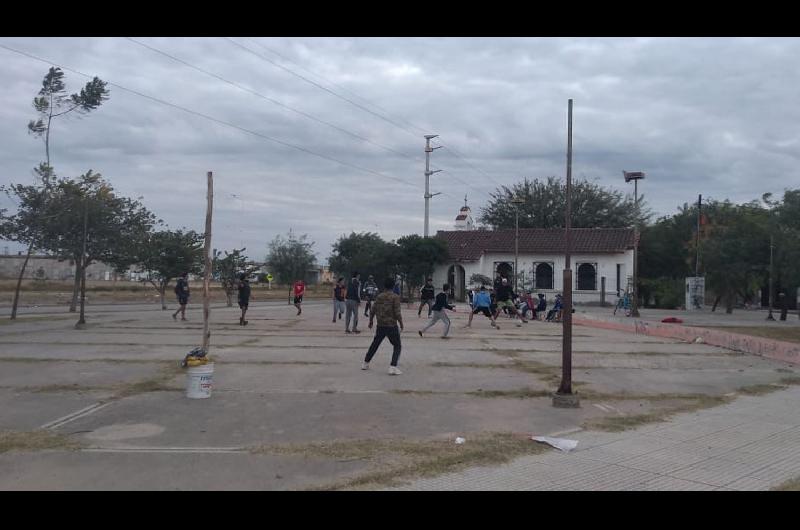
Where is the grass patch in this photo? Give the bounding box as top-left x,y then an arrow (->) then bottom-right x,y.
250,432 -> 547,490
736,383 -> 788,396
703,326 -> 800,344
113,363 -> 184,398
0,429 -> 84,453
773,477 -> 800,491
467,387 -> 552,399
582,395 -> 731,432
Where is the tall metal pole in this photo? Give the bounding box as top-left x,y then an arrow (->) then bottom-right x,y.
76,195 -> 89,327
767,234 -> 775,321
202,171 -> 214,352
696,194 -> 701,278
423,135 -> 442,237
515,206 -> 519,292
554,99 -> 579,407
630,179 -> 641,317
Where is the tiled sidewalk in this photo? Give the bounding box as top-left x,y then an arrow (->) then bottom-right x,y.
390,387 -> 800,490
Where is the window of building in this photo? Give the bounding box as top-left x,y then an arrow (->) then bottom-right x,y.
577,263 -> 597,291
534,262 -> 554,290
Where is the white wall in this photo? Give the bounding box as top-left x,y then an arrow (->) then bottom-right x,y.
434,250 -> 633,304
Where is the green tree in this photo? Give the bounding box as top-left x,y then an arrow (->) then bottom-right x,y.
213,248 -> 258,306
480,176 -> 649,229
266,232 -> 317,286
0,164 -> 57,319
328,232 -> 399,281
33,171 -> 156,324
136,229 -> 204,309
28,67 -> 110,167
6,67 -> 110,319
396,235 -> 449,299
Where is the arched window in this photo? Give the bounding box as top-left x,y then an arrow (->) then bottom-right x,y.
535,262 -> 554,290
577,263 -> 597,291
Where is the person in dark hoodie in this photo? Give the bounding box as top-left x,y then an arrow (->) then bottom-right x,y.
237,273 -> 251,326
418,278 -> 435,318
418,283 -> 457,338
345,271 -> 362,334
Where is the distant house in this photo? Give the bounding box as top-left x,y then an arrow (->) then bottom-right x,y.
433,212 -> 635,303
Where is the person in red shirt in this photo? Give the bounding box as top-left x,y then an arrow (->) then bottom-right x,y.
292,279 -> 305,316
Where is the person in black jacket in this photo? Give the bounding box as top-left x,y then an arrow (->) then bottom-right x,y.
418,278 -> 436,318
237,273 -> 251,326
418,283 -> 456,338
172,272 -> 190,321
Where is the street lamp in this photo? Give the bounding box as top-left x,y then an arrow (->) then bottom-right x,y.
512,195 -> 526,292
623,170 -> 645,318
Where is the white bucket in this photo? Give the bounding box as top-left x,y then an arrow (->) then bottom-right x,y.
186,363 -> 214,399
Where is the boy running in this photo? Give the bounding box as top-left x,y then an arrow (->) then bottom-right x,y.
419,283 -> 456,338
362,275 -> 379,317
345,272 -> 361,334
466,285 -> 499,329
292,279 -> 305,316
362,277 -> 405,375
418,278 -> 435,318
495,277 -> 528,324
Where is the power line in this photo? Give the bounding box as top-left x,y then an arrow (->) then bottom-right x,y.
0,42 -> 432,194
224,37 -> 423,140
243,37 -> 431,136
126,38 -> 485,200
230,37 -> 506,188
124,37 -> 423,166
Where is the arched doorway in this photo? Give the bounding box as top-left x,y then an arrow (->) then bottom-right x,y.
577,263 -> 597,291
447,264 -> 467,302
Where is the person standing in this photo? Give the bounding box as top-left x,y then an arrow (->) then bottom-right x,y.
345,271 -> 361,334
536,293 -> 547,321
466,285 -> 499,329
172,272 -> 190,321
419,283 -> 456,338
363,275 -> 379,317
418,278 -> 435,318
362,277 -> 405,374
237,273 -> 251,326
332,277 -> 346,323
494,277 -> 527,325
292,279 -> 305,316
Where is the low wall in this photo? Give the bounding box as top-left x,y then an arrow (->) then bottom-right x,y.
574,313 -> 800,366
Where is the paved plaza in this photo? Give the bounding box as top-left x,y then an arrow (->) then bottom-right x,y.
1,300 -> 798,490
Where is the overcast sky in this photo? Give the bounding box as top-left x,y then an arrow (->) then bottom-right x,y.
2,37 -> 798,263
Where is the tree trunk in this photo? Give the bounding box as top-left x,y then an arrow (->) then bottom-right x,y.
10,245 -> 34,320
711,294 -> 722,312
69,262 -> 81,312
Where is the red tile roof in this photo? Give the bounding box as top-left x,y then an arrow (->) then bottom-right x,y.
436,228 -> 635,261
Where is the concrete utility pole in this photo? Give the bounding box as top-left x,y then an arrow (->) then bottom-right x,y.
512,196 -> 526,292
554,99 -> 579,408
623,170 -> 646,317
424,135 -> 442,237
767,234 -> 775,321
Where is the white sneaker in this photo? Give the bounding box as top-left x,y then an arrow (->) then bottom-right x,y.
388,366 -> 403,375
361,362 -> 370,370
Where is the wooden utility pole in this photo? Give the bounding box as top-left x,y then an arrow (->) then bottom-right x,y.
202,172 -> 213,352
554,99 -> 579,408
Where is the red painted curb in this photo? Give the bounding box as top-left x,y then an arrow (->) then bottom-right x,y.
574,314 -> 800,365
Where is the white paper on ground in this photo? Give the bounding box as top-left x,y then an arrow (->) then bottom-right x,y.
455,437 -> 466,444
531,436 -> 578,452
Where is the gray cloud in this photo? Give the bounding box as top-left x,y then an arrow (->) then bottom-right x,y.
2,37 -> 798,262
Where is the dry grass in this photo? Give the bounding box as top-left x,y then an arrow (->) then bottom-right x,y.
582,395 -> 731,432
0,430 -> 84,453
250,432 -> 547,490
773,477 -> 800,491
704,326 -> 800,344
